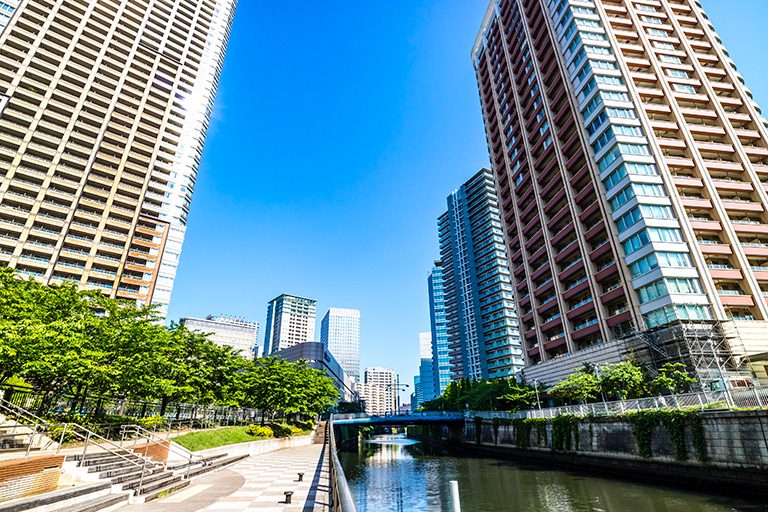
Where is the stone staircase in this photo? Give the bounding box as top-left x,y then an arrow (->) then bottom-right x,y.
313,421 -> 327,444
0,413 -> 57,457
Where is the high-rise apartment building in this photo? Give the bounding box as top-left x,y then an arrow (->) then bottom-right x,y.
183,315 -> 259,360
428,261 -> 450,396
417,331 -> 435,406
263,294 -> 317,355
320,307 -> 360,382
439,168 -> 524,381
0,0 -> 236,316
356,366 -> 396,416
473,0 -> 768,386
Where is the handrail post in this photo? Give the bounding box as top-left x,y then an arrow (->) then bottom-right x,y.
82,429 -> 91,461
57,423 -> 67,455
24,424 -> 36,458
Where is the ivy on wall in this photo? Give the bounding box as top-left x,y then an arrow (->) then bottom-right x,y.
552,414 -> 579,451
474,416 -> 483,445
625,410 -> 707,462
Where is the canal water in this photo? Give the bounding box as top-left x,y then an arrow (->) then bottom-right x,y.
339,435 -> 768,512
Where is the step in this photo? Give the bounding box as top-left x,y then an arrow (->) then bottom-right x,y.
99,464 -> 162,481
186,454 -> 248,479
137,474 -> 183,495
140,478 -> 190,503
65,451 -> 140,463
0,482 -> 111,512
53,493 -> 130,512
121,470 -> 177,491
166,453 -> 227,471
86,459 -> 148,473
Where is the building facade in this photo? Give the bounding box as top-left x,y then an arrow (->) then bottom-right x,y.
428,261 -> 451,396
270,341 -> 357,402
0,0 -> 236,316
320,307 -> 360,383
439,168 -> 524,382
183,315 -> 259,360
263,294 -> 317,355
357,366 -> 396,416
473,0 -> 768,386
417,331 -> 435,406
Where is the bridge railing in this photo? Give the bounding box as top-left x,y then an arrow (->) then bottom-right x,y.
330,411 -> 463,422
328,420 -> 359,512
466,385 -> 768,420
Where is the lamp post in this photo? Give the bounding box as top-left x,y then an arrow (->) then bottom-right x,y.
388,375 -> 409,415
533,379 -> 541,411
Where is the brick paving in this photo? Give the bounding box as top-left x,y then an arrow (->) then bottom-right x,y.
121,443 -> 330,512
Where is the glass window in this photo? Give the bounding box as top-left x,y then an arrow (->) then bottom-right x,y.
606,107 -> 637,118
585,45 -> 611,55
614,124 -> 643,137
617,206 -> 643,232
604,164 -> 627,191
653,41 -> 676,50
666,69 -> 690,78
601,90 -> 630,102
660,54 -> 683,64
642,16 -> 663,24
590,59 -> 618,70
596,74 -> 623,85
587,111 -> 609,136
630,253 -> 659,278
592,127 -> 615,152
610,184 -> 635,211
647,28 -> 669,36
673,83 -> 697,94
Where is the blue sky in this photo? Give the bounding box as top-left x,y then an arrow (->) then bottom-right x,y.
167,0 -> 768,403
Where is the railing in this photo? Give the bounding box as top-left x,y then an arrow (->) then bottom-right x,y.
120,424 -> 207,480
1,384 -> 259,426
468,384 -> 768,420
327,421 -> 358,512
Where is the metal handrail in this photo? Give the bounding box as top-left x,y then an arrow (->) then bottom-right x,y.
0,400 -> 155,495
119,424 -> 206,480
328,420 -> 358,512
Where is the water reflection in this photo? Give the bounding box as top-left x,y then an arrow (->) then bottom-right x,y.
339,434 -> 768,512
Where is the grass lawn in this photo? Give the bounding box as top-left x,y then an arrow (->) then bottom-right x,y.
172,426 -> 267,451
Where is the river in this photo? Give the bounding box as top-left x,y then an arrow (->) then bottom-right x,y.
338,435 -> 768,512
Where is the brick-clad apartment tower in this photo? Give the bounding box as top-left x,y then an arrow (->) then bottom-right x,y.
0,0 -> 236,315
473,0 -> 768,386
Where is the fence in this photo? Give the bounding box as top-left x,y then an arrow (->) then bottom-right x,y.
0,383 -> 262,429
468,384 -> 768,420
327,420 -> 358,512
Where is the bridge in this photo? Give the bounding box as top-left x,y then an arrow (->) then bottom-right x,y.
330,411 -> 465,426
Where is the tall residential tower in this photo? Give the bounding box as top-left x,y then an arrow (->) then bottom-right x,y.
473,0 -> 768,386
320,307 -> 361,382
439,168 -> 524,381
0,0 -> 236,316
263,294 -> 317,355
428,261 -> 450,396
183,315 -> 259,360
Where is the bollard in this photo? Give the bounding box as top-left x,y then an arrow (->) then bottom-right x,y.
297,472 -> 304,482
450,480 -> 461,512
284,491 -> 294,504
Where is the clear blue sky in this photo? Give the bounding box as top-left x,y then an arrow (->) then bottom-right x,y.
167,0 -> 768,404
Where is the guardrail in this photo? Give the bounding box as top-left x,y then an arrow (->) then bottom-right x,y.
467,385 -> 768,420
327,420 -> 358,512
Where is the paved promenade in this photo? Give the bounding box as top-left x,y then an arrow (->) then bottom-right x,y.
121,443 -> 330,512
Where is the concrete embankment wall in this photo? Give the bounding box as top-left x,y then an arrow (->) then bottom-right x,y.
176,433 -> 314,459
415,410 -> 768,496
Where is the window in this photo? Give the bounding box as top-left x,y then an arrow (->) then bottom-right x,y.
606,107 -> 637,118
623,229 -> 650,254
616,206 -> 643,232
648,227 -> 683,243
647,28 -> 669,36
640,204 -> 674,218
636,4 -> 656,12
644,304 -> 711,328
576,18 -> 601,28
630,253 -> 659,278
673,83 -> 697,94
596,75 -> 623,85
572,6 -> 595,15
581,31 -> 607,41
619,143 -> 651,156
601,90 -> 630,102
578,79 -> 597,103
626,162 -> 657,175
587,111 -> 608,136
614,124 -> 643,137
576,62 -> 592,84
657,251 -> 692,267
638,279 -> 668,304
540,121 -> 550,136
585,45 -> 611,55
660,54 -> 683,64
633,182 -> 665,196
590,59 -> 618,70
600,145 -> 623,172
604,164 -> 627,191
610,184 -> 635,211
582,95 -> 602,119
666,69 -> 690,78
592,127 -> 614,152
653,41 -> 676,50
641,16 -> 663,24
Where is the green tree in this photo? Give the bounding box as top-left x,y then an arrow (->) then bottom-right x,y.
600,361 -> 647,399
551,364 -> 601,403
651,363 -> 695,395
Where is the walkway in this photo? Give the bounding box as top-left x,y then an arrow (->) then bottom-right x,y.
120,443 -> 330,512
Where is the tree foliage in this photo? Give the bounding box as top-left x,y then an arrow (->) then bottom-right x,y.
0,267 -> 340,417
421,377 -> 540,412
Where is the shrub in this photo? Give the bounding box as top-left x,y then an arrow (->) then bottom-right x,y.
248,424 -> 274,438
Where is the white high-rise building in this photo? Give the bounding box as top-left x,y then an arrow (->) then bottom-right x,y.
357,367 -> 396,416
320,307 -> 360,382
0,0 -> 237,316
263,294 -> 317,354
183,315 -> 259,360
